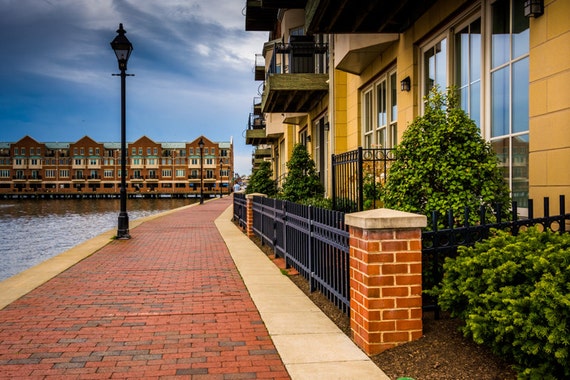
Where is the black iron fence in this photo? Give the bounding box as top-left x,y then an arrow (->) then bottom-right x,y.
251,196 -> 350,315
331,147 -> 395,212
235,193 -> 569,318
422,195 -> 570,316
233,192 -> 247,229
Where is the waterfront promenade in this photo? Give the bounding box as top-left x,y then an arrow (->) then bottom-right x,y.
0,196 -> 388,379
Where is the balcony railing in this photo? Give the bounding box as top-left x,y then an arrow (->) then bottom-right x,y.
267,36 -> 328,76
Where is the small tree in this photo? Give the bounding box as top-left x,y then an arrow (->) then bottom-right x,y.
281,144 -> 324,202
382,87 -> 510,224
246,160 -> 276,197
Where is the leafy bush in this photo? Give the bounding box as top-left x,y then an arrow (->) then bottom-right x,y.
432,227 -> 570,379
246,160 -> 276,197
281,143 -> 324,202
382,87 -> 510,224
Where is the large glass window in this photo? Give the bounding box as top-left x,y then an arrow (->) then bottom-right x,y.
362,68 -> 398,149
455,18 -> 481,128
423,38 -> 447,96
490,0 -> 529,207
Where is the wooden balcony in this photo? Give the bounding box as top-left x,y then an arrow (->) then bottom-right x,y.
262,73 -> 328,113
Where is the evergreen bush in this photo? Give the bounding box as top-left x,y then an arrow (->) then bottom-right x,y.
281,144 -> 324,203
246,160 -> 276,197
382,87 -> 510,224
432,227 -> 570,379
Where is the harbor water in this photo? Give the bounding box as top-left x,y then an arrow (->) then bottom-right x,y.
0,198 -> 198,282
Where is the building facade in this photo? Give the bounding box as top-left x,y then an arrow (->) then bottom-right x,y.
245,0 -> 569,215
0,135 -> 234,197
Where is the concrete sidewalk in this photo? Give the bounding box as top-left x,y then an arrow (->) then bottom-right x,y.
0,197 -> 388,379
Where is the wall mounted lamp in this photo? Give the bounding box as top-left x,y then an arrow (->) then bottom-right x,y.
400,76 -> 411,92
524,0 -> 544,18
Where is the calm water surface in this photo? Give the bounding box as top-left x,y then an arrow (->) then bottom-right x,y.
0,198 -> 198,281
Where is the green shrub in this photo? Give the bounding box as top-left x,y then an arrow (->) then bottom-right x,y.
382,87 -> 510,225
432,227 -> 570,379
281,144 -> 324,202
246,160 -> 276,197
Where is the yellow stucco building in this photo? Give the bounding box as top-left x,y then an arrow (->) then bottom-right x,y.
245,0 -> 569,215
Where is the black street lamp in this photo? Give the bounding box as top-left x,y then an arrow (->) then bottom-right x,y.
219,158 -> 223,197
110,23 -> 133,239
199,138 -> 204,204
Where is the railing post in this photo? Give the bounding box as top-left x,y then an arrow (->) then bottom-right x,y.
345,208 -> 427,355
245,193 -> 266,238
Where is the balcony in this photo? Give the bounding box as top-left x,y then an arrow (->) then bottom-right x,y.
305,0 -> 437,34
254,148 -> 272,158
245,113 -> 272,146
255,54 -> 265,81
261,36 -> 329,113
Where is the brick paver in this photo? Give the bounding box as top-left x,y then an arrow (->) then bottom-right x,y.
0,197 -> 290,379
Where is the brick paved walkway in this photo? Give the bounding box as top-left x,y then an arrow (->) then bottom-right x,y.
0,197 -> 290,379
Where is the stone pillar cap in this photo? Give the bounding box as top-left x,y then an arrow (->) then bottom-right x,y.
345,208 -> 427,230
245,193 -> 267,199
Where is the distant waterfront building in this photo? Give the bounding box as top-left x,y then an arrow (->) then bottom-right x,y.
0,135 -> 234,198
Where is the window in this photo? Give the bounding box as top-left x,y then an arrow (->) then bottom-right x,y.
14,148 -> 18,155
60,169 -> 69,178
176,169 -> 185,177
45,170 -> 56,178
147,148 -> 151,155
153,147 -> 158,155
90,159 -> 98,166
90,170 -> 98,178
104,170 -> 114,178
0,170 -> 10,178
423,37 -> 447,97
204,148 -> 209,155
80,148 -> 84,155
89,148 -> 93,155
95,148 -> 100,155
455,18 -> 482,128
206,158 -> 213,165
132,147 -> 136,155
191,158 -> 198,165
490,0 -> 529,207
419,0 -> 529,208
30,148 -> 35,155
189,148 -> 194,155
21,148 -> 26,155
206,170 -> 214,179
162,169 -> 172,177
133,170 -> 142,179
220,149 -> 228,157
75,159 -> 82,166
75,170 -> 83,179
362,69 -> 398,148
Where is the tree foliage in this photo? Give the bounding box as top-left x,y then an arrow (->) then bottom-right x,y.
382,87 -> 510,224
431,228 -> 570,379
246,160 -> 276,197
281,143 -> 324,202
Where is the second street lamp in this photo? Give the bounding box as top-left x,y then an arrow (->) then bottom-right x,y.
199,138 -> 204,204
110,23 -> 133,239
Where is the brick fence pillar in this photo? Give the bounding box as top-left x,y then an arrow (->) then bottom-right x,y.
345,208 -> 427,355
245,193 -> 266,238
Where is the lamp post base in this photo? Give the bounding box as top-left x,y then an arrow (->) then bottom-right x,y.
117,212 -> 130,239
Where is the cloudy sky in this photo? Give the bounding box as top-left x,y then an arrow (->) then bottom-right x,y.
0,0 -> 267,175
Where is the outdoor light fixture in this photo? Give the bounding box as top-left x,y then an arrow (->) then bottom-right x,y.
110,23 -> 133,239
219,158 -> 224,197
524,0 -> 544,17
400,76 -> 411,92
199,138 -> 204,204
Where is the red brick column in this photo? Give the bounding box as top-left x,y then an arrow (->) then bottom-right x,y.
245,193 -> 266,238
345,208 -> 427,355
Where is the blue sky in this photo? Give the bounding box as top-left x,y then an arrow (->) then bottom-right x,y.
0,0 -> 267,175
